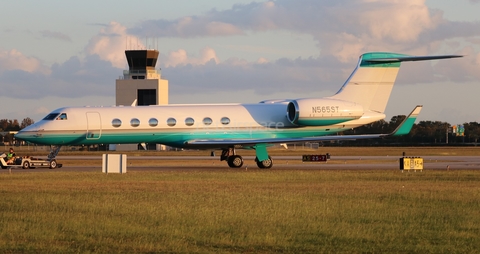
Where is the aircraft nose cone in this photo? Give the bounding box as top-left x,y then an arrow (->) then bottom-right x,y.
15,125 -> 41,141
14,130 -> 28,141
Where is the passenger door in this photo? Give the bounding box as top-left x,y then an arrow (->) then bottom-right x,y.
86,112 -> 102,139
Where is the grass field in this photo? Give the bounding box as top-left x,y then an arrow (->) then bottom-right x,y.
1,168 -> 480,253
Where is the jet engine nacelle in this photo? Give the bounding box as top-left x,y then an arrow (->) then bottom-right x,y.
286,98 -> 364,126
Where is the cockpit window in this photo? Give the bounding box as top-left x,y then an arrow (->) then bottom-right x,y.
43,113 -> 59,121
56,113 -> 67,120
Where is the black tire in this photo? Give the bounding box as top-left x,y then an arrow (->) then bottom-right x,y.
49,160 -> 57,169
255,156 -> 273,169
22,161 -> 30,169
227,155 -> 243,168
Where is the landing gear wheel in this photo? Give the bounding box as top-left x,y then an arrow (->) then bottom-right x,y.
255,156 -> 273,169
227,155 -> 244,168
22,161 -> 30,169
49,159 -> 57,169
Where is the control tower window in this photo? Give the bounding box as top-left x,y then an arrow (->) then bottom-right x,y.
147,58 -> 155,66
138,89 -> 156,106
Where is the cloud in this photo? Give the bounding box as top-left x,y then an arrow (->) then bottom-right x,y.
1,0 -> 480,106
130,0 -> 480,60
257,57 -> 268,64
0,54 -> 118,100
129,17 -> 244,38
40,30 -> 72,42
127,0 -> 480,94
433,47 -> 480,82
134,1 -> 411,37
34,106 -> 51,115
163,54 -> 348,97
163,47 -> 219,67
355,0 -> 435,42
0,49 -> 50,74
85,21 -> 144,68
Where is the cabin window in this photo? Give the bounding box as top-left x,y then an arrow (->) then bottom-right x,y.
56,113 -> 67,120
43,113 -> 59,121
203,117 -> 212,126
221,117 -> 230,125
112,119 -> 122,128
185,117 -> 194,126
149,118 -> 158,127
167,118 -> 176,127
130,118 -> 140,127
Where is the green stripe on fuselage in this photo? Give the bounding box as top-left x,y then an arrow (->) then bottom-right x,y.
21,127 -> 348,147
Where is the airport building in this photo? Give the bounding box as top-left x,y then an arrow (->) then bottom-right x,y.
114,49 -> 169,150
116,49 -> 168,106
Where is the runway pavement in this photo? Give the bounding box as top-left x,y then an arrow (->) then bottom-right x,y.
3,155 -> 480,173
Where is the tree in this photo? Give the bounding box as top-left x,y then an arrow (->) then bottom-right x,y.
0,119 -> 8,131
10,119 -> 20,131
21,117 -> 35,129
0,119 -> 20,131
403,121 -> 449,143
464,122 -> 480,144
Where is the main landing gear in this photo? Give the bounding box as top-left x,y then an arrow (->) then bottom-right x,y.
220,147 -> 273,169
255,156 -> 273,169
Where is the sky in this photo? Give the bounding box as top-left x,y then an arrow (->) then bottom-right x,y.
1,0 -> 480,124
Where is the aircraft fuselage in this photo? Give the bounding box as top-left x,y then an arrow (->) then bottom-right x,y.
16,101 -> 382,148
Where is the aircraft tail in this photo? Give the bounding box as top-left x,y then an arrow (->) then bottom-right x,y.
329,52 -> 461,113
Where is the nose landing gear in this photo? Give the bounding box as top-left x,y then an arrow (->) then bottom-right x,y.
221,148 -> 244,168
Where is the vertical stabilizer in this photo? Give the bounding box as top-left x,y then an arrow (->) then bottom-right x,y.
329,52 -> 462,113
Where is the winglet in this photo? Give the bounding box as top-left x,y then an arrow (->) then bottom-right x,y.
390,105 -> 423,136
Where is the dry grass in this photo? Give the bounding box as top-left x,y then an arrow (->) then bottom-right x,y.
1,169 -> 479,253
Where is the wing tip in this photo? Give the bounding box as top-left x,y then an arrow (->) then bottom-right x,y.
390,105 -> 423,136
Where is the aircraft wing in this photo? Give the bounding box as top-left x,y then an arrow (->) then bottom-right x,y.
185,105 -> 422,148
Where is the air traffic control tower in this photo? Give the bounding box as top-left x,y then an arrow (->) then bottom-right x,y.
116,49 -> 168,106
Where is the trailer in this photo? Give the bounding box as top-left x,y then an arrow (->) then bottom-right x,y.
1,154 -> 62,169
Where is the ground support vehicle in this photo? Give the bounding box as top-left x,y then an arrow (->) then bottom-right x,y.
1,153 -> 62,169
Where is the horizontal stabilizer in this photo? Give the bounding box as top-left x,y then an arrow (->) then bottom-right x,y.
365,55 -> 463,63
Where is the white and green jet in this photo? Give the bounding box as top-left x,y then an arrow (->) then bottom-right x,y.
15,52 -> 461,168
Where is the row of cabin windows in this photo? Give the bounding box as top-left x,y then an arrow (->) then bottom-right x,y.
111,117 -> 231,128
42,113 -> 231,128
